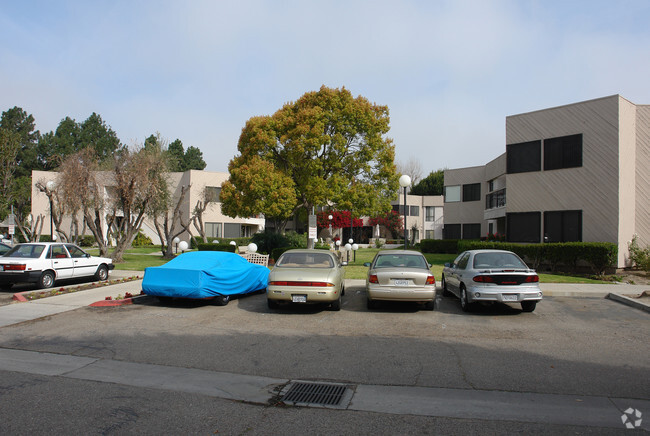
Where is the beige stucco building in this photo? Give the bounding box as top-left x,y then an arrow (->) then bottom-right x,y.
443,95 -> 650,267
31,170 -> 265,245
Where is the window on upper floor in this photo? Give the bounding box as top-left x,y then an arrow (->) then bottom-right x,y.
205,186 -> 221,202
462,183 -> 481,202
444,185 -> 461,203
409,206 -> 419,217
425,206 -> 435,222
544,134 -> 582,171
507,140 -> 541,174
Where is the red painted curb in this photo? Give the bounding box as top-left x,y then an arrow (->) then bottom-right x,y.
12,292 -> 29,302
89,298 -> 134,307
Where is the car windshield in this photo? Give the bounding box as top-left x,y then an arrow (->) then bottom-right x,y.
277,252 -> 334,268
5,244 -> 45,259
374,254 -> 427,269
473,252 -> 527,269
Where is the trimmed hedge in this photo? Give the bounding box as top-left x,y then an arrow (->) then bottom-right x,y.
197,243 -> 238,252
420,239 -> 459,254
455,240 -> 617,275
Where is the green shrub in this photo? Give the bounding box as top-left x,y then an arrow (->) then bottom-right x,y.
628,235 -> 650,272
251,231 -> 290,255
132,231 -> 153,247
78,235 -> 96,247
197,243 -> 237,252
272,246 -> 292,261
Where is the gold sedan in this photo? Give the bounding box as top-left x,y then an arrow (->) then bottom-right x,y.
365,250 -> 436,311
267,249 -> 346,311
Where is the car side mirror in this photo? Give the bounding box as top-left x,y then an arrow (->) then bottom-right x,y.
363,262 -> 371,267
444,262 -> 451,268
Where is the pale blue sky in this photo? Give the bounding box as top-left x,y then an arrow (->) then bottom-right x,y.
1,0 -> 649,174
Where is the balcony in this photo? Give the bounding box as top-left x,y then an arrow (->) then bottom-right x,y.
484,188 -> 506,220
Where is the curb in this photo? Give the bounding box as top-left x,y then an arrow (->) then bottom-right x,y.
89,298 -> 135,307
607,293 -> 650,313
12,292 -> 29,303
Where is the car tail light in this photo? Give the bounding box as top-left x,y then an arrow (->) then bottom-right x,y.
1,264 -> 26,271
369,274 -> 378,284
426,275 -> 435,285
269,281 -> 334,287
473,275 -> 495,283
525,275 -> 539,283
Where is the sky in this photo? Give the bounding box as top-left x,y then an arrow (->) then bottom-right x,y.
1,0 -> 649,176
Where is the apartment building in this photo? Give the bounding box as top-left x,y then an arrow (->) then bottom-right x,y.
443,95 -> 649,267
31,170 -> 265,245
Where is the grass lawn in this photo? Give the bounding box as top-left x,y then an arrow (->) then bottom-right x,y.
95,246 -> 608,284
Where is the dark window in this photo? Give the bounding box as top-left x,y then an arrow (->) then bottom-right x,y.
224,223 -> 241,238
205,186 -> 221,202
485,188 -> 506,209
506,212 -> 541,243
457,253 -> 470,270
507,140 -> 541,174
544,134 -> 582,171
443,224 -> 461,239
544,210 -> 582,242
462,183 -> 481,202
462,223 -> 481,240
409,206 -> 419,216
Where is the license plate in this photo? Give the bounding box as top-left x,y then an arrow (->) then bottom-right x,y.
394,280 -> 409,286
292,295 -> 307,303
502,294 -> 518,301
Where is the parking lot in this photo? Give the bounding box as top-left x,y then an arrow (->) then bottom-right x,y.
1,282 -> 648,398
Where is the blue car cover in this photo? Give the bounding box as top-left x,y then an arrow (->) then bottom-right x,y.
142,251 -> 269,299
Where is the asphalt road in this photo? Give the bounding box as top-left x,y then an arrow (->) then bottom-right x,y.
0,284 -> 648,434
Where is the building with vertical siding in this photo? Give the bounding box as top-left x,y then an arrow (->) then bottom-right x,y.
443,95 -> 649,267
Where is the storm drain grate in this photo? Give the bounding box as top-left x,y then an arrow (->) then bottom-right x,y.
281,382 -> 349,406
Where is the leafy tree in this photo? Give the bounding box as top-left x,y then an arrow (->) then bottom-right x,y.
0,128 -> 21,217
221,86 -> 399,236
411,169 -> 445,196
182,145 -> 206,171
167,139 -> 185,171
0,107 -> 40,223
77,113 -> 123,163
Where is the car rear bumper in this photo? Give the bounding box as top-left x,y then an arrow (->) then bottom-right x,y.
466,285 -> 542,303
367,285 -> 436,302
267,286 -> 341,303
0,271 -> 43,285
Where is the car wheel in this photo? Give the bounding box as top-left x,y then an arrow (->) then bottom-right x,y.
214,295 -> 230,306
424,300 -> 435,311
330,294 -> 342,311
441,275 -> 452,297
94,265 -> 109,281
367,297 -> 377,310
38,271 -> 55,289
460,286 -> 472,312
341,285 -> 345,296
267,299 -> 279,310
521,301 -> 537,312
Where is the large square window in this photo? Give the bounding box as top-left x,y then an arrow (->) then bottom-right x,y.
443,224 -> 461,239
462,183 -> 481,202
544,134 -> 582,171
544,210 -> 582,242
444,185 -> 461,203
462,223 -> 481,240
507,140 -> 541,174
506,212 -> 541,243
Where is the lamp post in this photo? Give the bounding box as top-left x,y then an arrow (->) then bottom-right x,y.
173,236 -> 180,254
328,214 -> 333,242
399,174 -> 411,250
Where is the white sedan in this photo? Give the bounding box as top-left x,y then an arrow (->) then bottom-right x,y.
0,242 -> 114,290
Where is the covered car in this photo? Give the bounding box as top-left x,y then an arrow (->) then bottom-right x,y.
142,251 -> 269,305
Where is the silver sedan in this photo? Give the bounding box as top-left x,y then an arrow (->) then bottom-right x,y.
365,250 -> 436,311
441,249 -> 542,312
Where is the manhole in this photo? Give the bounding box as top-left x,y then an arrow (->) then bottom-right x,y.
281,382 -> 351,407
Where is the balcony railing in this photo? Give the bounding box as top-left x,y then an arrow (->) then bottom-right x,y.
485,188 -> 506,210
